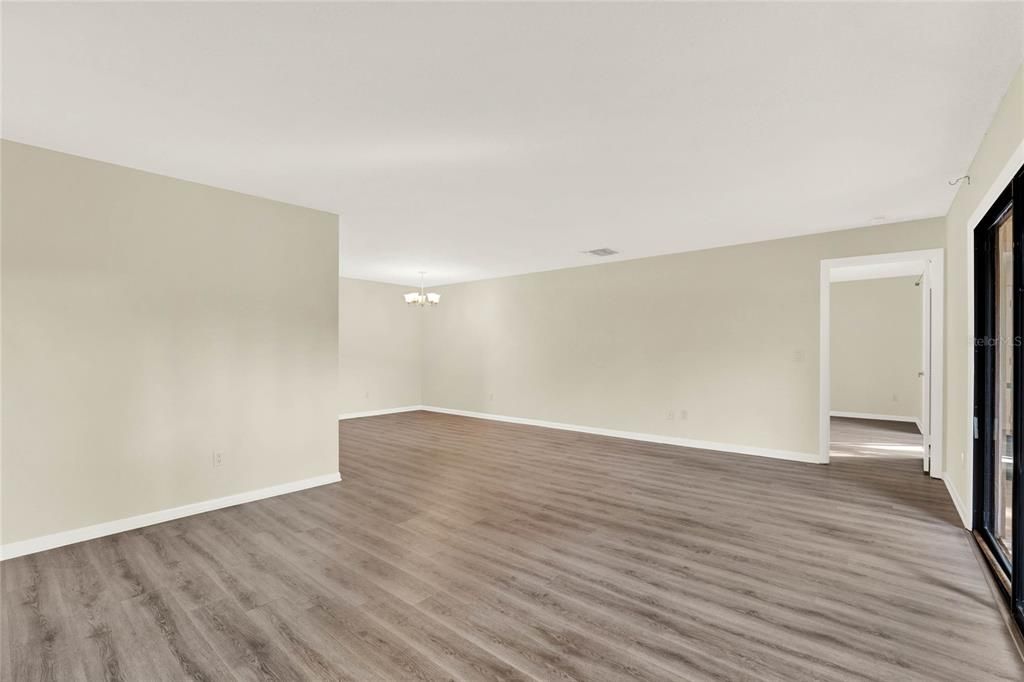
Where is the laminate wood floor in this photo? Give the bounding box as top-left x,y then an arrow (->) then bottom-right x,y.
2,411 -> 1022,681
829,416 -> 923,459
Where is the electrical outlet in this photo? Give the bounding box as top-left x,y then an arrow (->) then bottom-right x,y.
793,350 -> 805,363
212,451 -> 224,468
892,393 -> 898,402
666,410 -> 675,421
679,409 -> 688,421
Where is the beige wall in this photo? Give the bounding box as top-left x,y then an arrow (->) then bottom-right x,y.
421,218 -> 944,458
830,277 -> 922,421
339,277 -> 422,413
944,64 -> 1024,517
1,141 -> 340,545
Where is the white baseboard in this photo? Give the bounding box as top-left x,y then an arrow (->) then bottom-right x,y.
338,405 -> 424,420
830,411 -> 919,424
0,472 -> 341,561
942,474 -> 972,530
420,405 -> 824,464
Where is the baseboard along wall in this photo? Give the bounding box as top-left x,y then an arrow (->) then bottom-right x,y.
829,410 -> 924,436
829,410 -> 919,423
341,404 -> 824,464
943,475 -> 972,529
0,472 -> 341,561
338,405 -> 424,420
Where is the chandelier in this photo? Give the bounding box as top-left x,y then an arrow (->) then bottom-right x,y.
404,272 -> 441,307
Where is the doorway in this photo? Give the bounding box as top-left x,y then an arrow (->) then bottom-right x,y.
819,249 -> 944,475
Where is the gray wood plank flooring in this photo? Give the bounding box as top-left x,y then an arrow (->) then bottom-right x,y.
2,412 -> 1021,680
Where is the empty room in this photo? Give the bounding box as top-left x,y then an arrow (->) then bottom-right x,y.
3,2 -> 1024,680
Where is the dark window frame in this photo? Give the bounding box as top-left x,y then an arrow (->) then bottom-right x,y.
973,164 -> 1024,633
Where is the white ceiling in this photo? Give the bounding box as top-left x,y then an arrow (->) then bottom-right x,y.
4,3 -> 1023,287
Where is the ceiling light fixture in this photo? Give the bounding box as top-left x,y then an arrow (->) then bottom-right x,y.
404,271 -> 441,307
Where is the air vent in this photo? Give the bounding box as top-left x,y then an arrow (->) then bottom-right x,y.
583,248 -> 619,257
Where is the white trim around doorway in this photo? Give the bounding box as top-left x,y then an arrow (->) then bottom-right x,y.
819,249 -> 945,477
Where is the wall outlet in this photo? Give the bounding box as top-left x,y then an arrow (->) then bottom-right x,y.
793,349 -> 805,363
666,410 -> 675,421
892,393 -> 898,402
679,409 -> 688,421
212,451 -> 224,468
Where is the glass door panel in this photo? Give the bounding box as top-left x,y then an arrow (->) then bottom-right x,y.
994,210 -> 1015,558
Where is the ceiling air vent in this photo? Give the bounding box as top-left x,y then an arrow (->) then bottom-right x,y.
583,248 -> 619,257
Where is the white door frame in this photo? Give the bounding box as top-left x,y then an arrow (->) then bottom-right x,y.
819,248 -> 945,475
920,263 -> 934,472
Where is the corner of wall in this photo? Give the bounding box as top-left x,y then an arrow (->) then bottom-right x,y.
416,297 -> 427,407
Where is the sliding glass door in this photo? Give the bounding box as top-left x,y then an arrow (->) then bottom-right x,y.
975,165 -> 1023,630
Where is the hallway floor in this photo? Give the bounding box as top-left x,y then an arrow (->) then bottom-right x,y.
829,416 -> 924,459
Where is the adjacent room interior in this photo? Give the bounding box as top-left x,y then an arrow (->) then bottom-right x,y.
830,276 -> 926,461
3,3 -> 1024,680
824,250 -> 941,472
